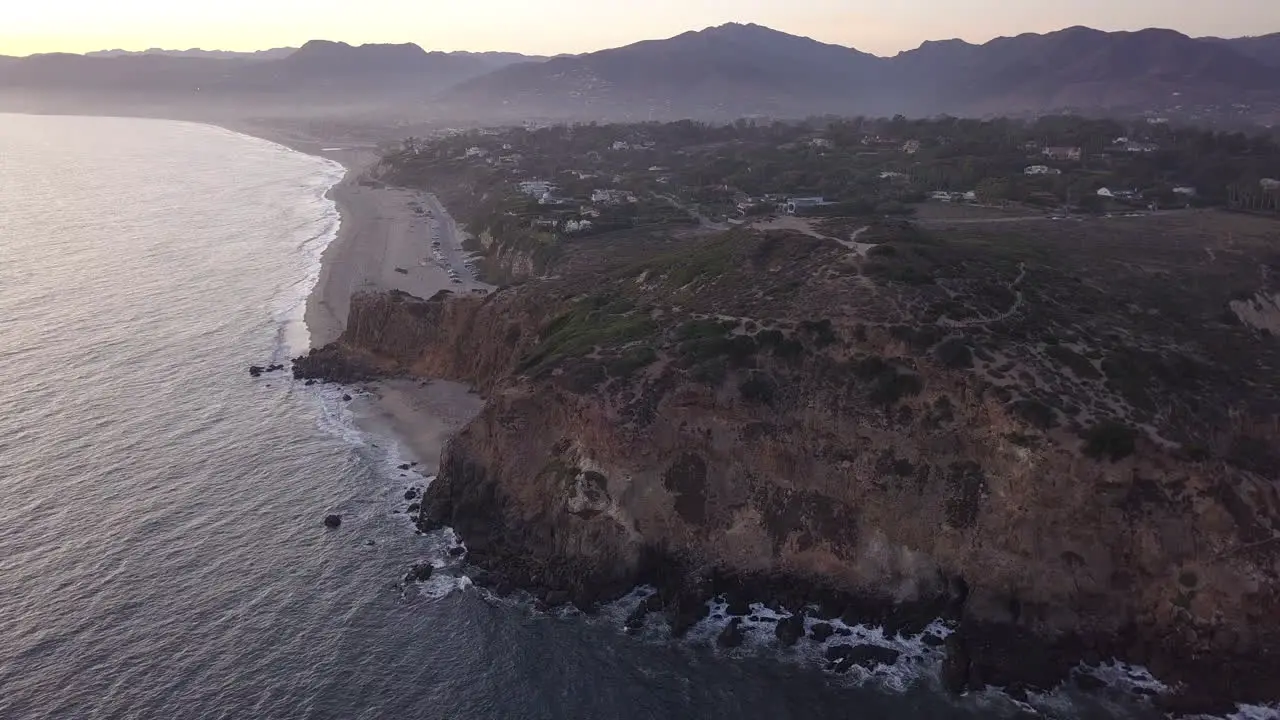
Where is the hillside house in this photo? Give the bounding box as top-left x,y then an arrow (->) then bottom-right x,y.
879,171 -> 908,180
1173,186 -> 1197,196
902,140 -> 921,155
611,141 -> 633,151
1124,142 -> 1159,153
785,196 -> 829,215
518,180 -> 553,197
1042,146 -> 1082,161
809,138 -> 834,149
591,189 -> 634,205
1025,165 -> 1062,176
465,146 -> 488,158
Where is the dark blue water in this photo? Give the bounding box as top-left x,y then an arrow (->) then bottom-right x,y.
0,113 -> 1164,720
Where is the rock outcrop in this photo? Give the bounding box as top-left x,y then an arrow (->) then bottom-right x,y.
296,222 -> 1280,710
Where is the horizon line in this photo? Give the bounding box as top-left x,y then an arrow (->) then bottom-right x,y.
3,21 -> 1277,60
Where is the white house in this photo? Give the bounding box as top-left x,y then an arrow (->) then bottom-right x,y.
611,141 -> 633,151
1024,165 -> 1061,176
1097,188 -> 1114,198
930,191 -> 955,202
518,180 -> 553,197
809,138 -> 834,149
564,219 -> 593,233
465,146 -> 488,158
1124,142 -> 1159,153
879,171 -> 908,180
1173,186 -> 1197,196
591,189 -> 634,205
1261,178 -> 1280,190
785,197 -> 829,215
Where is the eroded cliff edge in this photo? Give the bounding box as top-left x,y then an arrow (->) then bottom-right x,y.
295,221 -> 1280,711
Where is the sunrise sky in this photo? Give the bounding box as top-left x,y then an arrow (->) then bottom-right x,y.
3,0 -> 1279,57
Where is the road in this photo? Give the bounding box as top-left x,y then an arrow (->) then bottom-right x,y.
420,193 -> 494,295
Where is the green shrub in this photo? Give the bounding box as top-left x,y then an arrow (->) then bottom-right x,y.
1082,420 -> 1138,462
738,373 -> 777,405
607,346 -> 658,378
933,338 -> 973,369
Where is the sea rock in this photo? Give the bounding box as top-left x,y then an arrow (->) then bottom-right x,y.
717,618 -> 746,648
248,365 -> 264,377
826,644 -> 902,673
775,612 -> 806,647
669,591 -> 711,638
942,633 -> 970,694
624,603 -> 648,632
342,394 -> 352,402
404,488 -> 418,500
404,563 -> 434,583
1074,670 -> 1108,692
810,622 -> 835,643
399,464 -> 412,471
448,546 -> 466,557
266,364 -> 285,373
323,514 -> 342,528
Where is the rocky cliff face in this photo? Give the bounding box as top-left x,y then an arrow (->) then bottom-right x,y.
295,222 -> 1280,711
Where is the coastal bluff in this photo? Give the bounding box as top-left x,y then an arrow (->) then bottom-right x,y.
293,221 -> 1280,712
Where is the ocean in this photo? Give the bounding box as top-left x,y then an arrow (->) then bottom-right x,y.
0,113 -> 1158,719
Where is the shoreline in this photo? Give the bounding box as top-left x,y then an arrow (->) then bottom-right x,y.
225,120 -> 491,472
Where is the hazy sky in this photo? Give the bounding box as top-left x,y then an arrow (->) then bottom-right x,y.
4,0 -> 1279,57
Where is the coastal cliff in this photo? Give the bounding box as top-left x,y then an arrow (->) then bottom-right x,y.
295,220 -> 1280,710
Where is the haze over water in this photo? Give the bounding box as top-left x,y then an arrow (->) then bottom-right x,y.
0,113 -> 1126,719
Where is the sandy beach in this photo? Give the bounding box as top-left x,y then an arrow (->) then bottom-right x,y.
233,120 -> 492,470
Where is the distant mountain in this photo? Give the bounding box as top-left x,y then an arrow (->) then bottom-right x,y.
440,23 -> 882,120
0,42 -> 544,115
84,48 -> 296,60
2,25 -> 1279,122
1208,32 -> 1280,68
885,27 -> 1280,115
442,23 -> 1280,120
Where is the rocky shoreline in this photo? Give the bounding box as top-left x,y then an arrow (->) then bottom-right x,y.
291,209 -> 1280,716
294,340 -> 1278,717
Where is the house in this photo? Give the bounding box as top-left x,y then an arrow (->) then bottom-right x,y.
902,140 -> 921,155
611,141 -> 633,151
785,196 -> 829,215
1260,178 -> 1280,190
1124,142 -> 1159,153
591,189 -> 634,205
518,180 -> 553,197
879,171 -> 908,180
961,190 -> 977,202
1024,165 -> 1062,176
1042,146 -> 1082,161
1097,188 -> 1114,198
1173,186 -> 1197,196
930,191 -> 955,202
564,219 -> 593,233
1146,117 -> 1169,125
465,146 -> 488,158
809,138 -> 834,149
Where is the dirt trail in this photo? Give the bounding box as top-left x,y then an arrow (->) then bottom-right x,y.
937,262 -> 1027,328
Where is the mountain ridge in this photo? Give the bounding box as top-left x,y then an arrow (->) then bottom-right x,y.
2,23 -> 1278,120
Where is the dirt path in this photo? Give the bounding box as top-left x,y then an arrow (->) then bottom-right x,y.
937,262 -> 1028,328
